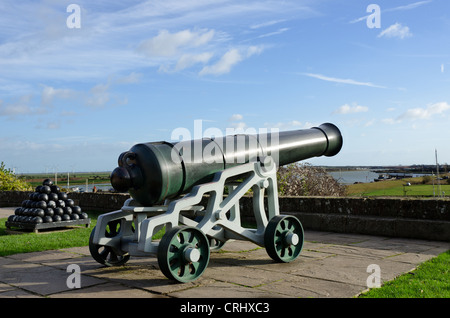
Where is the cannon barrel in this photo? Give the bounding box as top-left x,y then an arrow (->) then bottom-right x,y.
111,123 -> 343,206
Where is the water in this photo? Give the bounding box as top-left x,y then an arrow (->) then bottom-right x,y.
329,170 -> 432,185
328,170 -> 380,185
63,183 -> 113,192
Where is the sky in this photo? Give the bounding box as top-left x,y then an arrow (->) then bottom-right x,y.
1,0 -> 450,173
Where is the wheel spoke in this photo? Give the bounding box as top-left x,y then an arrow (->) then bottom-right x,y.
99,247 -> 110,259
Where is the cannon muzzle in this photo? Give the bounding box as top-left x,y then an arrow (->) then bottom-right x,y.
111,123 -> 343,206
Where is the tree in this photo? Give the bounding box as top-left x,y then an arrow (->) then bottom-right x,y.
0,162 -> 32,191
277,162 -> 346,197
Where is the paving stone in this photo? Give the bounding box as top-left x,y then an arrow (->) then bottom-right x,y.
256,275 -> 363,298
203,263 -> 287,287
167,280 -> 288,298
50,282 -> 168,298
0,263 -> 104,296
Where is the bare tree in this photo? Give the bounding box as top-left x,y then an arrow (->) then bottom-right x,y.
277,163 -> 346,197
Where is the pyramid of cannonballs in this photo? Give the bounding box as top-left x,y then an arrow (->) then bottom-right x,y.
8,178 -> 88,225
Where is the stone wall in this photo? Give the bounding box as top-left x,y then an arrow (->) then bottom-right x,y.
1,191 -> 449,241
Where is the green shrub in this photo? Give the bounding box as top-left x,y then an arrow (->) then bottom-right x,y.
0,162 -> 32,191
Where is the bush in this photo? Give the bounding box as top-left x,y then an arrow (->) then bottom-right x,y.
422,175 -> 432,184
0,162 -> 32,191
277,162 -> 346,197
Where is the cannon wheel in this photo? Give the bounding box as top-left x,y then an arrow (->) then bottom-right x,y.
264,215 -> 304,263
89,223 -> 130,267
157,226 -> 210,283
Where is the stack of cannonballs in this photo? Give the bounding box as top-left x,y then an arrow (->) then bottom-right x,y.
8,178 -> 88,225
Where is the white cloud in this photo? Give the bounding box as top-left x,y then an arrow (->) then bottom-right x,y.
385,1 -> 432,12
113,72 -> 143,84
303,73 -> 386,88
229,121 -> 247,130
41,86 -> 75,106
257,28 -> 289,39
199,46 -> 263,76
200,49 -> 242,76
264,120 -> 313,131
334,103 -> 369,114
0,94 -> 46,117
398,102 -> 450,120
85,83 -> 110,108
229,114 -> 243,121
250,19 -> 286,29
172,52 -> 214,72
378,23 -> 412,39
227,113 -> 247,130
137,29 -> 215,57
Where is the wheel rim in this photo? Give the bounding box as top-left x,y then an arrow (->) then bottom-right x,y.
264,215 -> 304,263
89,225 -> 130,266
158,226 -> 210,283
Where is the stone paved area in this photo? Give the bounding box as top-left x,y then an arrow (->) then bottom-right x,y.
1,207 -> 449,299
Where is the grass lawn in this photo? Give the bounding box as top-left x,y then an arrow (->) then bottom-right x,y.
359,250 -> 450,298
365,184 -> 450,197
0,211 -> 101,256
0,211 -> 166,257
347,177 -> 450,197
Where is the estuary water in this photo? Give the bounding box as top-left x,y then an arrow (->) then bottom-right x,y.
328,170 -> 380,185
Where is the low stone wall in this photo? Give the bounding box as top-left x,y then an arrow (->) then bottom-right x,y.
1,191 -> 449,241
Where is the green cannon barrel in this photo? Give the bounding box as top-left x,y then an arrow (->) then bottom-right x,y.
110,123 -> 343,206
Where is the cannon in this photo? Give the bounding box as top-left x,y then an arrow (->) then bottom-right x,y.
89,123 -> 343,282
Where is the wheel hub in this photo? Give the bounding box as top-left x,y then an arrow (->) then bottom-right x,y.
184,247 -> 201,263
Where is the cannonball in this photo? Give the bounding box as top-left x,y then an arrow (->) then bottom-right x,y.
79,212 -> 88,219
35,208 -> 45,218
44,208 -> 54,217
43,215 -> 53,223
43,179 -> 53,186
41,185 -> 51,194
34,216 -> 43,224
52,215 -> 62,222
47,200 -> 56,209
61,214 -> 70,221
50,185 -> 60,193
70,213 -> 79,220
54,207 -> 64,216
63,206 -> 72,215
36,200 -> 47,209
72,206 -> 82,214
38,193 -> 48,202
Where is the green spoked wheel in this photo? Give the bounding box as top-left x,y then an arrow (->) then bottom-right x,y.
89,223 -> 130,267
264,215 -> 304,263
158,226 -> 210,283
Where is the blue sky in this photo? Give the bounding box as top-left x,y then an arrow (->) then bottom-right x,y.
1,0 -> 449,173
